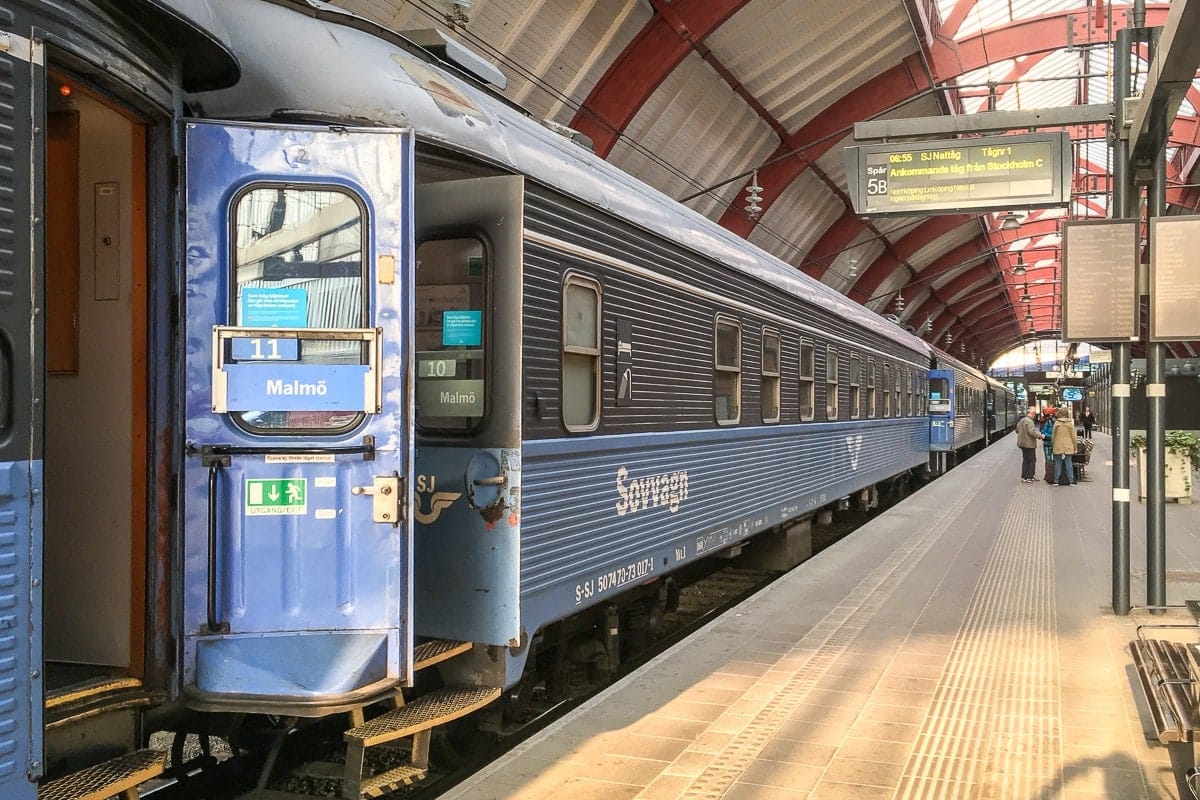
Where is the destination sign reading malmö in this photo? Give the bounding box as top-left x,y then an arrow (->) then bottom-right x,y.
846,132 -> 1071,216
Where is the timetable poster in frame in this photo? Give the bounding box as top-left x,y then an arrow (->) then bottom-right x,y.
1150,216 -> 1200,341
1061,219 -> 1139,342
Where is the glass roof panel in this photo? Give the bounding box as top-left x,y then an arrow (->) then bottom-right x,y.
952,0 -> 1089,39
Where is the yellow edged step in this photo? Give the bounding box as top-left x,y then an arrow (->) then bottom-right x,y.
412,639 -> 471,672
342,686 -> 500,800
38,749 -> 166,800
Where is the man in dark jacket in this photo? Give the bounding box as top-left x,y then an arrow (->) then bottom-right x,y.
1016,404 -> 1046,483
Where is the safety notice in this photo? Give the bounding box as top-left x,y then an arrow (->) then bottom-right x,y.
245,478 -> 307,515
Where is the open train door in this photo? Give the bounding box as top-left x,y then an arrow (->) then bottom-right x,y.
182,122 -> 416,713
0,20 -> 42,800
411,177 -> 524,662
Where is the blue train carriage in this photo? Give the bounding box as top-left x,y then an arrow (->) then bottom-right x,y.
176,0 -> 939,768
927,351 -> 989,473
985,375 -> 1019,438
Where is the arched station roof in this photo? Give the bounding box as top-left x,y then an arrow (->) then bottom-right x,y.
333,0 -> 1200,367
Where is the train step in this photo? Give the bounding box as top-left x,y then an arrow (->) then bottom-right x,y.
412,638 -> 471,672
342,686 -> 500,800
37,748 -> 166,800
45,677 -> 158,729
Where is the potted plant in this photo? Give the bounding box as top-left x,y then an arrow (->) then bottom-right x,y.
1132,430 -> 1199,502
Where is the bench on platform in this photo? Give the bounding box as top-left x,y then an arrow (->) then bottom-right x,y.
1072,438 -> 1094,480
1130,634 -> 1200,798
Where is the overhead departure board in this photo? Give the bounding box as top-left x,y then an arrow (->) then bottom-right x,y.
845,132 -> 1072,216
1061,219 -> 1139,342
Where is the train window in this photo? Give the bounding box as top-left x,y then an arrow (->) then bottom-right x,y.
894,367 -> 903,417
415,237 -> 488,432
798,339 -> 815,421
882,364 -> 892,417
714,316 -> 741,424
825,346 -> 839,420
867,358 -> 876,418
848,354 -> 862,420
562,274 -> 601,432
230,185 -> 366,434
761,328 -> 780,423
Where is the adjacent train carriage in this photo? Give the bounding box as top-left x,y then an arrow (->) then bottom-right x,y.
927,352 -> 1009,473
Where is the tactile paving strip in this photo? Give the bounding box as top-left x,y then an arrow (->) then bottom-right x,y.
896,486 -> 1059,799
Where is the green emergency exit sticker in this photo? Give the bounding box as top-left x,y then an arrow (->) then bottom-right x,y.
245,478 -> 307,516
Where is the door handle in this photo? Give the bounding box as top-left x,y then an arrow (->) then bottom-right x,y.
352,474 -> 403,525
473,475 -> 507,487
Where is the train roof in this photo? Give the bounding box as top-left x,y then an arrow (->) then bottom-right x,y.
178,0 -> 934,356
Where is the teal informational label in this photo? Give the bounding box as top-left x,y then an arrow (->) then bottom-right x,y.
245,478 -> 307,515
241,287 -> 309,326
442,310 -> 482,346
234,287 -> 308,360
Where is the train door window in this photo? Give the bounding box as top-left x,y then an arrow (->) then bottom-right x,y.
415,237 -> 488,431
798,339 -> 815,421
231,185 -> 366,433
882,364 -> 892,417
761,328 -> 780,423
926,376 -> 945,412
714,316 -> 741,424
825,346 -> 839,420
848,354 -> 862,420
867,358 -> 876,418
909,371 -> 917,416
562,273 -> 601,432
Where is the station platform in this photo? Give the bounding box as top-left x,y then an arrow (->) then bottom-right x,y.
441,433 -> 1200,800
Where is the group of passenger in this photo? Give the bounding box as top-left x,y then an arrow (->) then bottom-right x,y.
1016,403 -> 1093,485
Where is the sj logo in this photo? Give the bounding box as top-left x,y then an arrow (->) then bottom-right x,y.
845,434 -> 864,470
414,473 -> 461,524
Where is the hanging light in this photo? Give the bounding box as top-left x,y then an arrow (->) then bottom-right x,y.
923,316 -> 933,332
1019,282 -> 1032,303
744,170 -> 763,220
847,258 -> 858,279
960,341 -> 966,353
944,332 -> 953,346
1024,310 -> 1034,324
1012,251 -> 1027,276
894,290 -> 904,313
1000,211 -> 1021,231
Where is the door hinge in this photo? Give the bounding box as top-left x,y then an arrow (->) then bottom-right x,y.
352,473 -> 405,526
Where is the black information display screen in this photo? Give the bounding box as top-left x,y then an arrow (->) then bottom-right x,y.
845,132 -> 1072,216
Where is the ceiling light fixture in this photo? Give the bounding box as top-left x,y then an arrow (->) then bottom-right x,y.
1012,251 -> 1027,276
1000,211 -> 1021,231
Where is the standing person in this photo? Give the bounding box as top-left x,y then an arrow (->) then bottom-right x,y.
1052,407 -> 1079,485
1039,408 -> 1056,483
1016,405 -> 1046,483
1080,405 -> 1096,439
